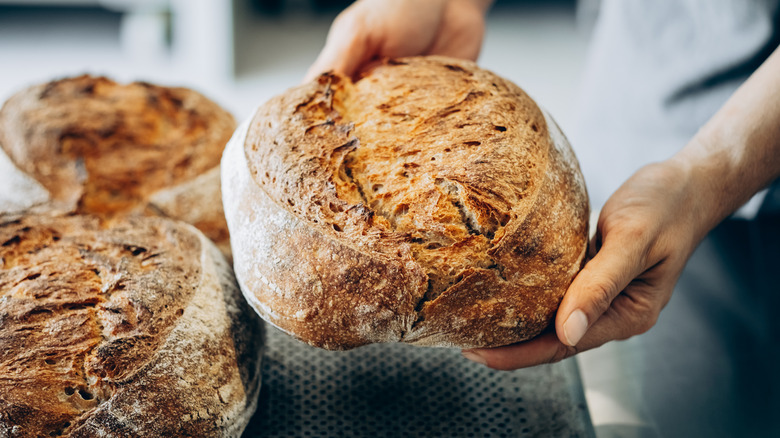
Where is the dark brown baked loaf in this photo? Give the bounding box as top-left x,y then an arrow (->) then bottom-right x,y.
222,56 -> 589,350
0,212 -> 263,437
0,75 -> 235,256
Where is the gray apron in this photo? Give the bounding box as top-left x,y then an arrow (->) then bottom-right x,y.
571,1 -> 780,437
573,0 -> 780,208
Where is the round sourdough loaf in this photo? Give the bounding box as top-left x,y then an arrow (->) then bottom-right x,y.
222,56 -> 589,350
0,75 -> 235,257
0,212 -> 263,437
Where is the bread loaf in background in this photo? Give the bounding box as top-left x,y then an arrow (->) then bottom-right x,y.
0,75 -> 235,257
222,56 -> 589,350
0,212 -> 263,437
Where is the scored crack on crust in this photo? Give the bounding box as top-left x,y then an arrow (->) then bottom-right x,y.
223,56 -> 589,349
0,212 -> 263,437
0,75 -> 235,257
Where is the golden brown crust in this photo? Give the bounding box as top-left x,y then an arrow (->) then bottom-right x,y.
0,75 -> 235,255
0,213 -> 263,437
224,56 -> 588,349
146,167 -> 232,259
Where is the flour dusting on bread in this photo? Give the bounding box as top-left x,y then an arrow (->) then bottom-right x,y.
0,213 -> 263,436
223,56 -> 589,350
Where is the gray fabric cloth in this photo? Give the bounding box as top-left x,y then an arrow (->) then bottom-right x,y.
571,1 -> 780,437
573,0 -> 780,208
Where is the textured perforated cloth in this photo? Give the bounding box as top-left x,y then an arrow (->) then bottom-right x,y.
244,326 -> 594,437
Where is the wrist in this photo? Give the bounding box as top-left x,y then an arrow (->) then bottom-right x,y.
679,133 -> 743,227
670,47 -> 780,230
638,157 -> 712,246
669,123 -> 767,234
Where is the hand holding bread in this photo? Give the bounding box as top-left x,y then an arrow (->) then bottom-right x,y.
308,0 -> 780,370
464,46 -> 780,369
305,0 -> 493,81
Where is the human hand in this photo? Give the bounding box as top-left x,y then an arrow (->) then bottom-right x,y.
463,160 -> 707,370
463,45 -> 780,369
305,0 -> 492,82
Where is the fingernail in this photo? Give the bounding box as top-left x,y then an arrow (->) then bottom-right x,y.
461,350 -> 487,366
563,309 -> 588,346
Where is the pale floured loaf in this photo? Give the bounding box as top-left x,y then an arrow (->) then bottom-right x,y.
222,56 -> 589,350
0,212 -> 263,437
0,75 -> 235,257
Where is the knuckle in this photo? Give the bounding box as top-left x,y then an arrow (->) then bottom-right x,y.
618,308 -> 657,340
622,228 -> 654,264
605,218 -> 653,253
613,293 -> 659,340
548,343 -> 578,364
589,278 -> 619,313
637,311 -> 659,335
333,7 -> 361,31
622,223 -> 648,243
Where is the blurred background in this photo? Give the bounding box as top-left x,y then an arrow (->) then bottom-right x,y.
2,1 -> 777,438
0,0 -> 590,132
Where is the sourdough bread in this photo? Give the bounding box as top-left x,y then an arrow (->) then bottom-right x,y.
223,56 -> 589,349
0,212 -> 263,437
0,75 -> 235,256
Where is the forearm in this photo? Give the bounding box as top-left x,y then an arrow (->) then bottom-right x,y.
673,47 -> 780,235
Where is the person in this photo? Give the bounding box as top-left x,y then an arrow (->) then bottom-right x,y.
304,0 -> 780,371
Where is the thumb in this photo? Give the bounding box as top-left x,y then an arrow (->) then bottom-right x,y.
555,235 -> 648,347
